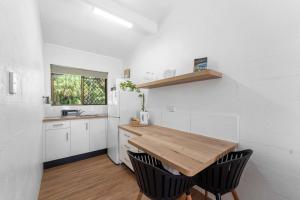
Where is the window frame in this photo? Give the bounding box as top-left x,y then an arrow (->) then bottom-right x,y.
50,73 -> 108,106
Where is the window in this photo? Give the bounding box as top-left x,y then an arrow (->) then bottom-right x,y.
51,65 -> 107,105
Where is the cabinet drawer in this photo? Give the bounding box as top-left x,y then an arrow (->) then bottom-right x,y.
45,121 -> 70,130
119,130 -> 137,146
120,145 -> 135,171
119,129 -> 139,171
123,143 -> 138,153
120,144 -> 138,156
123,156 -> 133,171
119,130 -> 136,140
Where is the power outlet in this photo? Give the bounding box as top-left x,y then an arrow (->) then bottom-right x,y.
166,105 -> 176,112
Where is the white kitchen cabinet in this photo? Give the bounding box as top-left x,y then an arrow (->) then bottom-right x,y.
119,129 -> 139,171
89,118 -> 107,151
70,120 -> 90,156
45,128 -> 70,161
44,117 -> 108,163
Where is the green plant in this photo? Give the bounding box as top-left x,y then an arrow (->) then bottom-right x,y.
139,93 -> 145,111
120,80 -> 140,92
52,74 -> 82,105
52,74 -> 106,105
120,80 -> 145,111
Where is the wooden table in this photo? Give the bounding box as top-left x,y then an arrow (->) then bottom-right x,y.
119,125 -> 237,177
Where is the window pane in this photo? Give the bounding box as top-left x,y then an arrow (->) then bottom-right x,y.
52,74 -> 82,105
82,77 -> 106,105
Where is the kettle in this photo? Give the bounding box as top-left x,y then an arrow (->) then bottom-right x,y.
140,111 -> 149,125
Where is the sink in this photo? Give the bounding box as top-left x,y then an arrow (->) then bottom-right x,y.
61,114 -> 99,118
79,114 -> 99,117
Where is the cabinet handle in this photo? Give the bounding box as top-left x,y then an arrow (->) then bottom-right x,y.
124,144 -> 130,149
124,134 -> 130,138
66,132 -> 69,141
86,123 -> 88,131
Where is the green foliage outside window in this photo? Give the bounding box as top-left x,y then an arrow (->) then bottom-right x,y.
82,77 -> 106,105
51,73 -> 106,105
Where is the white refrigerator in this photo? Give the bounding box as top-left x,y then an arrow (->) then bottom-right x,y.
107,79 -> 140,164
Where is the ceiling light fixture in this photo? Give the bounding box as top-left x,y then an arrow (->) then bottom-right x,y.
93,7 -> 133,29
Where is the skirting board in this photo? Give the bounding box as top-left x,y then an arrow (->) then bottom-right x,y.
43,149 -> 107,169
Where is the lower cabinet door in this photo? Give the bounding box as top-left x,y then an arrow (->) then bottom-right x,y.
71,120 -> 90,156
45,128 -> 70,161
89,118 -> 107,151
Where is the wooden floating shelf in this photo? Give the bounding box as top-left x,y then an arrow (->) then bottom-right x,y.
137,69 -> 223,89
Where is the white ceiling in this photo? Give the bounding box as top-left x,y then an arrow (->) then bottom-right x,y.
39,0 -> 175,59
114,0 -> 173,22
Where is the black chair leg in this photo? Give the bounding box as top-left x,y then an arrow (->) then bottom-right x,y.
215,193 -> 222,200
186,189 -> 192,200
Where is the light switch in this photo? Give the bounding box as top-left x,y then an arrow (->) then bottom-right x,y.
9,72 -> 17,94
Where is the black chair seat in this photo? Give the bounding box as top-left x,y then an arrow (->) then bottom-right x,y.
128,151 -> 195,200
193,149 -> 253,200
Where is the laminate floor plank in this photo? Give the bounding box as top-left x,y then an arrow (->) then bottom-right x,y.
39,155 -> 209,200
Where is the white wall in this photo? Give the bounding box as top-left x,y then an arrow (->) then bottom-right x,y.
43,43 -> 123,116
0,0 -> 45,199
126,0 -> 300,199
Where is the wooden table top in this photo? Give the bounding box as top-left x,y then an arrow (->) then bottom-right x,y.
119,125 -> 237,176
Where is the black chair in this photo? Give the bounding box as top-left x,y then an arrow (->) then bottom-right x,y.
128,151 -> 195,200
193,149 -> 253,200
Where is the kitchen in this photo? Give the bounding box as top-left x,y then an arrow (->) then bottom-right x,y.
1,0 -> 299,200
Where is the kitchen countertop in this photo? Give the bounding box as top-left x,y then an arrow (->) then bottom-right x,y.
43,114 -> 108,122
119,124 -> 237,176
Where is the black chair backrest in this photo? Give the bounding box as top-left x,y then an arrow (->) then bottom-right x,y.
194,149 -> 253,195
128,151 -> 194,200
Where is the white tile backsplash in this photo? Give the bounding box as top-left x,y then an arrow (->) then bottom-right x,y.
44,105 -> 108,117
149,108 -> 163,126
149,109 -> 239,143
161,110 -> 190,132
190,113 -> 239,142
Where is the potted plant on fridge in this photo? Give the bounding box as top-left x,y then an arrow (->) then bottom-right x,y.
120,80 -> 149,125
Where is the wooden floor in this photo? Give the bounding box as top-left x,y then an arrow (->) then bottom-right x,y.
39,155 -> 209,200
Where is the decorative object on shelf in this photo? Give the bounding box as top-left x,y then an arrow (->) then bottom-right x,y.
194,57 -> 208,72
163,69 -> 176,78
144,72 -> 157,81
123,68 -> 130,78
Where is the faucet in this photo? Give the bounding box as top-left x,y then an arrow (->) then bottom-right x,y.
78,110 -> 86,116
